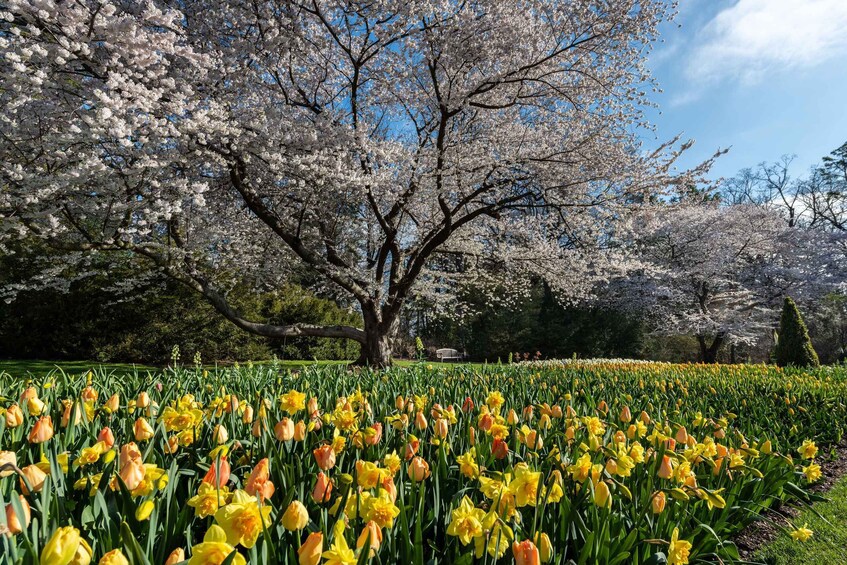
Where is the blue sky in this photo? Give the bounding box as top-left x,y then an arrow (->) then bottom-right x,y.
645,0 -> 847,181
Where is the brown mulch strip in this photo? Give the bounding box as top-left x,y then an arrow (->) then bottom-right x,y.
732,441 -> 847,560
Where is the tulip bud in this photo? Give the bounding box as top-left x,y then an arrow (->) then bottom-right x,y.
407,457 -> 430,482
492,438 -> 509,460
28,416 -> 54,444
298,532 -> 323,565
134,418 -> 155,442
462,397 -> 474,413
395,395 -> 405,411
213,424 -> 228,445
104,393 -> 120,413
40,526 -> 90,565
164,548 -> 185,565
434,418 -> 449,439
675,426 -> 689,445
294,420 -> 307,441
651,491 -> 666,514
100,549 -> 129,565
20,464 -> 47,495
313,444 -> 336,470
512,540 -> 541,565
534,532 -> 553,563
282,500 -> 310,531
137,391 -> 150,409
5,494 -> 31,534
5,404 -> 24,428
507,409 -> 519,425
619,406 -> 632,423
414,411 -> 428,431
242,405 -> 254,424
311,472 -> 333,503
593,480 -> 612,508
98,427 -> 116,449
356,520 -> 382,555
0,451 -> 17,478
657,455 -> 673,480
275,418 -> 295,442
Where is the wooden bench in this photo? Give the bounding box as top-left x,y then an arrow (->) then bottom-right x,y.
436,348 -> 466,362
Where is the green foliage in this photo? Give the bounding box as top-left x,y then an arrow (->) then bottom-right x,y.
415,280 -> 644,361
774,297 -> 820,367
0,245 -> 361,363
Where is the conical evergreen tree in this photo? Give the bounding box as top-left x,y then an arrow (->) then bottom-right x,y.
774,297 -> 820,367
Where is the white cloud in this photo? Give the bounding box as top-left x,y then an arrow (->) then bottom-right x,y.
687,0 -> 847,84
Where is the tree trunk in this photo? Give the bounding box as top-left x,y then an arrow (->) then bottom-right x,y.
697,333 -> 725,364
353,303 -> 395,367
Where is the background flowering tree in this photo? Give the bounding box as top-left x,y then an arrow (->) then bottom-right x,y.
0,0 -> 706,365
612,202 -> 843,362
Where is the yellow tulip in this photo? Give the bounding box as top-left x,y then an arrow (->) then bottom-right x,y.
281,500 -> 309,531
98,549 -> 129,565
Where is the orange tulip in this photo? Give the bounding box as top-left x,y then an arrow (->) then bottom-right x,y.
104,393 -> 120,413
434,418 -> 449,439
492,438 -> 509,460
81,385 -> 98,402
20,386 -> 37,403
245,458 -> 275,503
164,548 -> 185,565
404,437 -> 420,460
134,418 -> 155,441
202,456 -> 231,488
478,413 -> 493,432
364,423 -> 382,446
242,405 -> 254,424
20,464 -> 47,495
311,472 -> 333,503
298,532 -> 323,565
408,457 -> 430,482
414,411 -> 428,431
119,459 -> 146,491
98,427 -> 116,449
5,404 -> 24,428
356,520 -> 382,555
275,418 -> 295,442
619,406 -> 632,423
5,494 -> 31,534
61,400 -> 81,427
28,416 -> 54,444
137,391 -> 151,409
313,444 -> 336,470
307,397 -> 319,417
512,540 -> 541,565
658,455 -> 673,479
381,475 -> 398,502
293,420 -> 307,442
675,426 -> 689,445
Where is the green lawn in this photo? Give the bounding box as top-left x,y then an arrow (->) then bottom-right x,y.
0,359 -> 158,377
755,474 -> 847,563
0,358 -> 486,377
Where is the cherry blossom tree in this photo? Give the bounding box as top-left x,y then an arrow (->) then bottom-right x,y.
0,0 -> 703,365
614,202 -> 843,362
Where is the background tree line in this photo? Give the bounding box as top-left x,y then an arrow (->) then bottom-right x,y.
2,142 -> 846,365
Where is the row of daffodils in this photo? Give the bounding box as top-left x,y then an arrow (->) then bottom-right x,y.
1,361 -> 845,564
